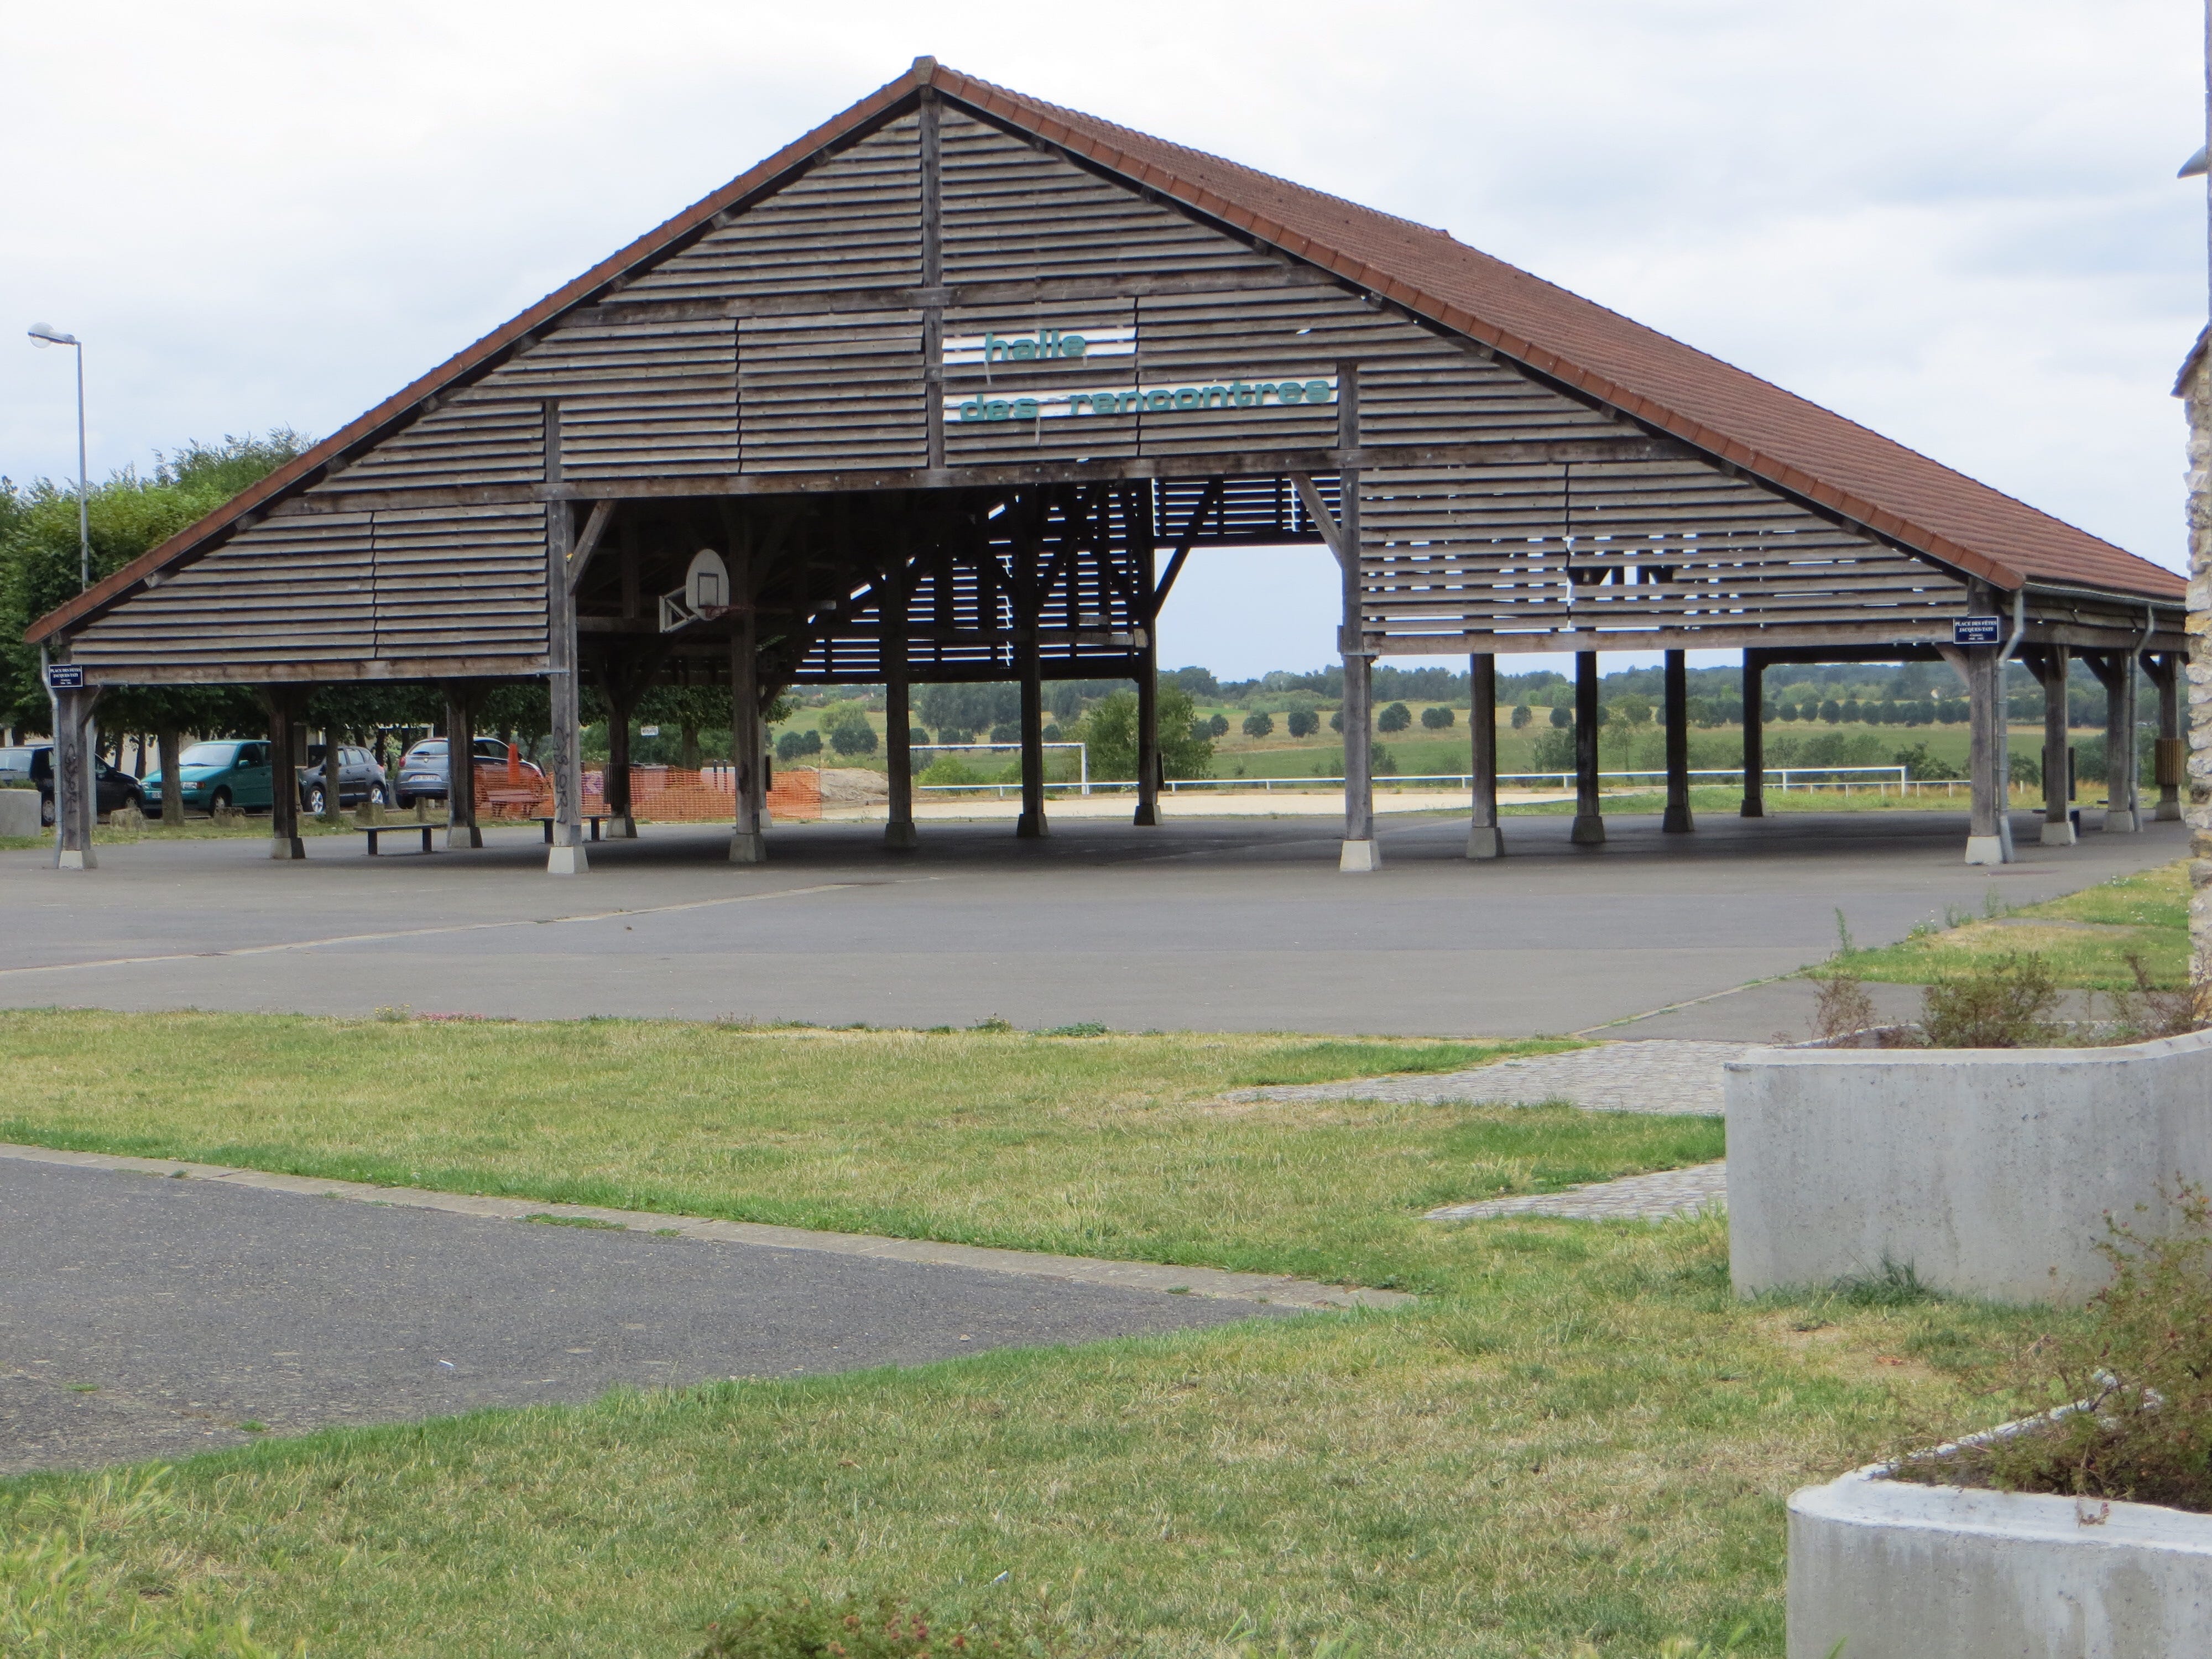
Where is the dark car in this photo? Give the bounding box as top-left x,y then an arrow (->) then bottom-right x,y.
300,744 -> 391,813
0,744 -> 147,827
393,737 -> 544,807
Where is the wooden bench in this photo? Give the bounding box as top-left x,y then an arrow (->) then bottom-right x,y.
359,823 -> 437,855
536,815 -> 607,843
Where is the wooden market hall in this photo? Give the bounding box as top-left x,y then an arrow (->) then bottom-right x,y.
25,59 -> 2187,875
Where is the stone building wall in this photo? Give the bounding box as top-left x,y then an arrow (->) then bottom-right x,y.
2185,330 -> 2212,1016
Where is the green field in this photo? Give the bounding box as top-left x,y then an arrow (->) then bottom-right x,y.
0,1013 -> 2059,1657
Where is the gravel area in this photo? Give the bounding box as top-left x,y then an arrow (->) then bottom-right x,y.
1233,1040 -> 1751,1115
1425,1161 -> 1729,1223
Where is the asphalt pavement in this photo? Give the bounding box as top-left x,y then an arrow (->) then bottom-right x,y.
0,807 -> 2183,1036
0,1155 -> 1288,1475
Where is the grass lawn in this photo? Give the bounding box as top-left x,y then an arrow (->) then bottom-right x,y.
1837,858 -> 2187,992
0,1016 -> 2050,1656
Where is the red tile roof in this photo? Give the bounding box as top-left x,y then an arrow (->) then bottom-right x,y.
28,59 -> 2180,648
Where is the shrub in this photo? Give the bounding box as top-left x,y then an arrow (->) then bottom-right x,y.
1187,718 -> 1212,743
1548,704 -> 1572,729
1511,702 -> 1532,728
936,726 -> 973,745
1420,705 -> 1453,729
1892,1185 -> 2212,1513
1891,742 -> 1961,782
1242,711 -> 1274,738
1376,702 -> 1411,733
820,704 -> 877,757
1919,951 -> 2060,1047
907,727 -> 928,745
1286,708 -> 1319,738
1810,969 -> 1878,1043
1041,723 -> 1062,743
916,757 -> 983,787
1373,744 -> 1398,775
2103,950 -> 2200,1040
987,723 -> 1019,745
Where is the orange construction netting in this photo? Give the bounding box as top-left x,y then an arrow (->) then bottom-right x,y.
455,761 -> 822,825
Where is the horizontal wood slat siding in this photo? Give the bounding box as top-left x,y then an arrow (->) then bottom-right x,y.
1358,461 -> 1966,644
315,401 -> 544,497
939,111 -> 1276,285
739,311 -> 926,471
617,116 -> 922,302
68,505 -> 547,674
467,321 -> 738,481
943,298 -> 1139,466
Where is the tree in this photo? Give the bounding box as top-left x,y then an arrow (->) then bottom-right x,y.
1076,685 -> 1210,780
776,728 -> 823,763
637,685 -> 729,769
988,722 -> 1019,745
1511,702 -> 1532,729
1420,705 -> 1454,730
1286,708 -> 1318,738
1820,699 -> 1843,723
1242,711 -> 1274,738
1167,665 -> 1220,699
1209,712 -> 1230,737
1376,702 -> 1411,733
1611,692 -> 1651,726
1549,705 -> 1572,729
822,702 -> 878,757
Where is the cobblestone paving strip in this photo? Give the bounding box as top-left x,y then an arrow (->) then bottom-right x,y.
1423,1160 -> 1728,1223
1232,1041 -> 1752,1115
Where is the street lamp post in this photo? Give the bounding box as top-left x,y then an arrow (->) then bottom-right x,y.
26,324 -> 89,592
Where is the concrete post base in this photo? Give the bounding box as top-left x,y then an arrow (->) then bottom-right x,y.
56,848 -> 95,871
1739,799 -> 1764,818
2157,799 -> 2184,821
884,820 -> 919,851
1015,812 -> 1048,839
1569,814 -> 1605,846
1963,833 -> 2004,865
604,815 -> 638,839
446,826 -> 482,851
2041,818 -> 2076,846
2105,809 -> 2140,833
728,830 -> 766,864
269,836 -> 304,860
1131,803 -> 1159,826
1662,805 -> 1694,833
1338,838 -> 1380,872
545,843 -> 588,877
1466,824 -> 1505,860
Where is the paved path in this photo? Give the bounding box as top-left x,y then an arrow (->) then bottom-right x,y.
1234,1040 -> 1750,1115
0,811 -> 2180,1036
1425,1161 -> 1729,1222
0,1154 -> 1316,1476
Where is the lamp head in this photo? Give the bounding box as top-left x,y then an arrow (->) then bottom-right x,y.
2181,146 -> 2209,179
27,322 -> 77,348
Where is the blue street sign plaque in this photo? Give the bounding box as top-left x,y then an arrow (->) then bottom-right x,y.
1952,616 -> 2002,647
44,664 -> 84,691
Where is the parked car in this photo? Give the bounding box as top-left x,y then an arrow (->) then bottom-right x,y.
0,744 -> 148,825
393,737 -> 544,807
142,739 -> 274,816
300,744 -> 390,813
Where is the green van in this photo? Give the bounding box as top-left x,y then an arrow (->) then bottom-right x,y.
143,740 -> 275,815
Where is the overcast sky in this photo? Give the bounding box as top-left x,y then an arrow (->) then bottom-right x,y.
3,1 -> 2203,681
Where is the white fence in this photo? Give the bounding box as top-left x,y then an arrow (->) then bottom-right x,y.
914,762 -> 1929,800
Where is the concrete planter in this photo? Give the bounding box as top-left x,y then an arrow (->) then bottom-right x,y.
1789,1462 -> 2212,1658
0,787 -> 42,838
1728,1031 -> 2212,1303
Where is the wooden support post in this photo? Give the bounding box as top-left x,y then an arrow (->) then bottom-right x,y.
1467,650 -> 1503,859
2036,646 -> 2076,845
730,542 -> 766,864
1571,649 -> 1604,846
268,688 -> 305,860
1662,647 -> 1693,834
1334,369 -> 1377,872
1962,588 -> 2005,862
1739,651 -> 1766,819
319,723 -> 347,825
545,492 -> 588,876
603,672 -> 637,838
1134,531 -> 1161,828
442,684 -> 481,849
1015,612 -> 1048,840
884,571 -> 918,851
51,685 -> 100,870
2154,651 -> 2184,822
156,725 -> 182,828
2086,650 -> 2139,834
